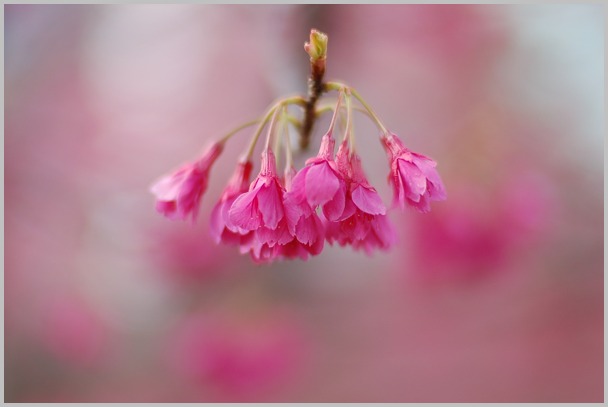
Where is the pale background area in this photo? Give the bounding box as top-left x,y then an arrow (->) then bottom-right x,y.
4,4 -> 603,402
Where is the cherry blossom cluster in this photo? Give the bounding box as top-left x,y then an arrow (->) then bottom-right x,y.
150,30 -> 446,264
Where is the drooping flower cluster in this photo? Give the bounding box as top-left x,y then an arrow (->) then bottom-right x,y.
150,29 -> 447,264
151,119 -> 444,263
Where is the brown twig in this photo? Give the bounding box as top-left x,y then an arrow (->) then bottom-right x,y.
300,29 -> 329,150
301,58 -> 326,150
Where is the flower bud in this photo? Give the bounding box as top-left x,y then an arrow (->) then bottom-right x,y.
304,29 -> 328,62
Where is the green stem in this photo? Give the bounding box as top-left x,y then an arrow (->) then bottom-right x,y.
264,105 -> 282,151
327,90 -> 344,137
273,106 -> 288,170
285,114 -> 302,132
325,81 -> 389,135
219,119 -> 261,144
242,96 -> 306,161
343,91 -> 352,143
345,91 -> 357,155
316,104 -> 374,123
283,112 -> 294,170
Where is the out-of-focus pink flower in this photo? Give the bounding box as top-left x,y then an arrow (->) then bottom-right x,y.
501,171 -> 556,242
412,201 -> 507,277
325,141 -> 397,254
228,149 -> 292,263
406,172 -> 556,280
167,312 -> 307,399
43,298 -> 109,367
290,133 -> 347,221
381,132 -> 446,213
150,141 -> 224,222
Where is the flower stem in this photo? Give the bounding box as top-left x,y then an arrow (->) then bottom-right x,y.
242,96 -> 306,162
264,105 -> 282,151
325,81 -> 389,135
344,91 -> 357,155
273,106 -> 287,169
327,90 -> 344,137
283,110 -> 294,170
219,119 -> 261,144
343,91 -> 352,143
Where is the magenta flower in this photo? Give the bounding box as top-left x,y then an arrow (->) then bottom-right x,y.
150,141 -> 224,222
209,161 -> 255,247
281,167 -> 325,260
228,149 -> 293,263
325,142 -> 397,254
381,132 -> 446,213
289,133 -> 347,221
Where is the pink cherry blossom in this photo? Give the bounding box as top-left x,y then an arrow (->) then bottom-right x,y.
289,133 -> 347,221
325,141 -> 397,254
381,132 -> 446,213
209,161 -> 255,248
228,149 -> 293,263
150,141 -> 224,222
281,167 -> 325,260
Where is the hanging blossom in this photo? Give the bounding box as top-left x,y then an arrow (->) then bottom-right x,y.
289,133 -> 347,222
228,148 -> 293,263
151,141 -> 223,222
150,29 -> 446,263
325,140 -> 397,254
381,132 -> 447,213
282,166 -> 325,261
209,160 -> 254,248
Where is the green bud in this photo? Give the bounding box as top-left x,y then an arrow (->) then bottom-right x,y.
304,29 -> 328,61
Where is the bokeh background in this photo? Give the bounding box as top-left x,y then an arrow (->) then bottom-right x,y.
4,4 -> 604,402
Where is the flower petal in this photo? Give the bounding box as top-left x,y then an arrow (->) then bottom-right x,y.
257,181 -> 284,230
228,187 -> 262,231
150,168 -> 188,200
397,159 -> 427,202
305,161 -> 340,207
351,185 -> 386,215
209,200 -> 225,243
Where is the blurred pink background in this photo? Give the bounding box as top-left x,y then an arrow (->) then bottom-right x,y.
4,4 -> 603,402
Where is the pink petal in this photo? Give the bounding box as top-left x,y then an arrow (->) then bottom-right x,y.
150,168 -> 189,200
413,155 -> 442,185
351,185 -> 386,215
428,179 -> 447,201
220,228 -> 247,246
257,182 -> 284,230
209,201 -> 225,243
257,221 -> 293,247
288,167 -> 308,196
305,162 -> 340,207
322,182 -> 347,221
409,194 -> 431,213
228,187 -> 263,231
346,211 -> 372,241
372,214 -> 398,249
397,160 -> 427,202
307,219 -> 325,255
294,214 -> 320,245
279,240 -> 304,260
156,200 -> 178,219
